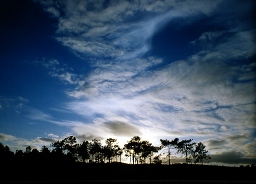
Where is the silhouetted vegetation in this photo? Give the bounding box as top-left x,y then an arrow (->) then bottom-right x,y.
124,136 -> 160,164
0,136 -> 255,182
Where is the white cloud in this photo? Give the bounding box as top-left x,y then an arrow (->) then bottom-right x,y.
0,133 -> 17,142
27,108 -> 52,122
191,30 -> 256,61
38,0 -> 223,59
47,133 -> 59,139
0,96 -> 30,114
0,132 -> 58,152
30,0 -> 256,165
31,27 -> 255,160
37,59 -> 86,86
63,47 -> 255,151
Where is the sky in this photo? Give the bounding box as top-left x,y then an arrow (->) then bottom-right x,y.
0,0 -> 255,166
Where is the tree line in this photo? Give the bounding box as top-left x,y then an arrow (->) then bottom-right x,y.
0,135 -> 210,165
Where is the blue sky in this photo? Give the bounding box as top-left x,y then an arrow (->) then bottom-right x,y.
0,0 -> 255,166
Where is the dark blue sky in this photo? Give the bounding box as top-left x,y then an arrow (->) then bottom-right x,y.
0,0 -> 255,166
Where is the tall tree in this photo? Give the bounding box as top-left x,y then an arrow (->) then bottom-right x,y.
62,136 -> 78,158
124,136 -> 157,164
123,136 -> 143,164
0,143 -> 14,161
51,136 -> 78,160
193,142 -> 211,164
140,140 -> 159,164
15,150 -> 24,160
0,143 -> 4,155
41,145 -> 50,155
160,138 -> 179,165
41,145 -> 50,161
115,145 -> 123,162
25,146 -> 32,153
103,138 -> 118,163
51,140 -> 65,156
177,139 -> 195,164
77,141 -> 90,163
89,139 -> 102,163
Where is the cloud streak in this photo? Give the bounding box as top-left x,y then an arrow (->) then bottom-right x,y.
38,0 -> 223,60
26,0 -> 256,165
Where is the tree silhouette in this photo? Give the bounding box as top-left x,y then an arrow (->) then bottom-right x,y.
1,136 -> 212,168
40,145 -> 50,162
123,136 -> 143,164
41,145 -> 50,155
0,143 -> 14,162
140,140 -> 159,164
51,139 -> 65,156
62,136 -> 78,159
89,139 -> 102,163
15,150 -> 24,160
102,138 -> 117,163
0,143 -> 4,153
77,141 -> 90,163
31,148 -> 39,155
193,142 -> 211,164
115,145 -> 123,162
153,154 -> 162,164
123,136 -> 158,164
177,139 -> 195,164
2,137 -> 256,182
160,138 -> 179,165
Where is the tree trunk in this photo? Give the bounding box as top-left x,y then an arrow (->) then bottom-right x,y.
168,145 -> 171,165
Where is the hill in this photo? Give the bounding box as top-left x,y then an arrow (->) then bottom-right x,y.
1,160 -> 256,183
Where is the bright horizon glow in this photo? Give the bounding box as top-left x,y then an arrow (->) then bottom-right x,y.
0,0 -> 255,167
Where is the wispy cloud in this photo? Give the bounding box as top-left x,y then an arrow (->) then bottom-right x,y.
63,33 -> 255,152
38,0 -> 222,59
26,108 -> 52,122
30,0 -> 256,165
0,133 -> 17,142
34,59 -> 86,90
0,96 -> 29,115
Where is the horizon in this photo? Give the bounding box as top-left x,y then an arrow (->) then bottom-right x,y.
0,134 -> 250,167
0,0 -> 255,167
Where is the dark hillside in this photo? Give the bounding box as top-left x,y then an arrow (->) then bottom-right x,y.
1,160 -> 256,182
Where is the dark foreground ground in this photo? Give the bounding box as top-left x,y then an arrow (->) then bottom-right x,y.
1,161 -> 256,183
